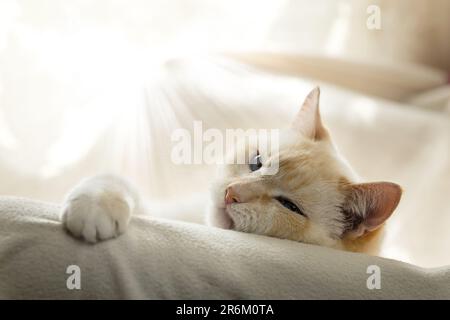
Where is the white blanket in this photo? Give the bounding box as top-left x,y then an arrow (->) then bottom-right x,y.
0,196 -> 448,299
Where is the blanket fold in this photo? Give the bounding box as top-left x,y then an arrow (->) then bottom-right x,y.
0,196 -> 448,299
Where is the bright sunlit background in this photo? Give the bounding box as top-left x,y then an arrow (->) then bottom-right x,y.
0,0 -> 449,267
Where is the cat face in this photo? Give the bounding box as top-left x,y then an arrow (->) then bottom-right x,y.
207,87 -> 402,249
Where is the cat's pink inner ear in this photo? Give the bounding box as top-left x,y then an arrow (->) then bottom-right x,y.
292,87 -> 328,140
353,182 -> 402,232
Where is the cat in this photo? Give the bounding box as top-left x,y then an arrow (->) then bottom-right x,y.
60,87 -> 402,254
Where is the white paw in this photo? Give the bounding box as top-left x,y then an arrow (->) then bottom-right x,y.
61,192 -> 133,243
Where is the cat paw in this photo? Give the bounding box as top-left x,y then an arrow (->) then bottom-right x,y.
60,192 -> 133,243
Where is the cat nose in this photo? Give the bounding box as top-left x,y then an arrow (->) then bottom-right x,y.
225,187 -> 240,205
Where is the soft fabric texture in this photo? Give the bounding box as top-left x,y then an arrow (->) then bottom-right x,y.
0,196 -> 448,299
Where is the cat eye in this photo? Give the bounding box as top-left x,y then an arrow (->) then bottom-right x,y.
275,196 -> 306,217
249,151 -> 263,172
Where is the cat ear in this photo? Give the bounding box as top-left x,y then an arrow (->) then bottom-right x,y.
292,86 -> 329,140
342,182 -> 402,238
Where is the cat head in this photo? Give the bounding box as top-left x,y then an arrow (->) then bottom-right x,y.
207,87 -> 402,249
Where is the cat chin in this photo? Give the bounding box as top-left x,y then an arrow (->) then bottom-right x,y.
209,207 -> 234,230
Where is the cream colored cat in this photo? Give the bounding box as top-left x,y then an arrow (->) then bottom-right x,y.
61,87 -> 402,254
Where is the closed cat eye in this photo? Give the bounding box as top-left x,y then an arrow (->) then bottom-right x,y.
275,196 -> 307,217
249,151 -> 262,172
